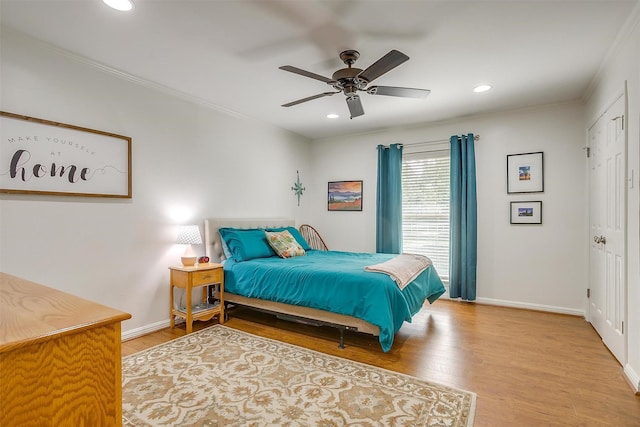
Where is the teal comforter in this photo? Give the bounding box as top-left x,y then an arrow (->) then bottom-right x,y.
223,250 -> 445,352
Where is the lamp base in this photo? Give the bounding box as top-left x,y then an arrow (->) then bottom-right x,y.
181,256 -> 197,267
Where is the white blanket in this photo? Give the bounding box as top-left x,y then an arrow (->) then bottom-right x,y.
365,253 -> 432,290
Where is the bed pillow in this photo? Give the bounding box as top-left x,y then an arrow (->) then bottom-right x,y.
265,230 -> 306,258
218,228 -> 276,262
265,226 -> 311,251
219,232 -> 232,260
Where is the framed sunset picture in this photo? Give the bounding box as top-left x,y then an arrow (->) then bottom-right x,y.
507,151 -> 544,193
328,180 -> 363,211
510,201 -> 542,224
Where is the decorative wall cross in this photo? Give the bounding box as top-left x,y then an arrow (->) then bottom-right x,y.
291,170 -> 305,206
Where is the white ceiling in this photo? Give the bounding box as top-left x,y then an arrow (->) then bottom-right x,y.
1,0 -> 637,140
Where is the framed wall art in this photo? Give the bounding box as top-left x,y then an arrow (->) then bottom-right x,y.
328,180 -> 362,211
510,201 -> 542,224
507,151 -> 544,194
0,111 -> 132,198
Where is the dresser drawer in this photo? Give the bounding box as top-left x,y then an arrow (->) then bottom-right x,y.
191,268 -> 223,286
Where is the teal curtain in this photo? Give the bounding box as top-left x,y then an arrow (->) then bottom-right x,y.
449,134 -> 477,300
376,143 -> 403,253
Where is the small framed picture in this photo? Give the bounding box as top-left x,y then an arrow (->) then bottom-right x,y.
328,180 -> 363,211
510,201 -> 542,224
507,152 -> 544,193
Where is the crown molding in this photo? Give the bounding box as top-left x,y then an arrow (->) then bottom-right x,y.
1,25 -> 249,121
582,1 -> 640,102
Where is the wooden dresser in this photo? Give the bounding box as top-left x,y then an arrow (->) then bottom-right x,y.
0,272 -> 131,426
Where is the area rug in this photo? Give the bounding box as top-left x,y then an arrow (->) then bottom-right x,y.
122,325 -> 476,426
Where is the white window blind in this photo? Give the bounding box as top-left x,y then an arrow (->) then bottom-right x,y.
402,149 -> 450,280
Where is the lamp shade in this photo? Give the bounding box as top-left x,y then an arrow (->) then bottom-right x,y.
176,225 -> 203,245
176,225 -> 202,266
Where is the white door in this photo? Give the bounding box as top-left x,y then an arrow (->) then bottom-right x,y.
588,93 -> 627,364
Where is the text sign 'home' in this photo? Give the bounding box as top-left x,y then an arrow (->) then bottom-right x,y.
0,112 -> 131,198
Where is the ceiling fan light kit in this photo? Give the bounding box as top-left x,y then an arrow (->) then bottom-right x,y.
280,49 -> 430,119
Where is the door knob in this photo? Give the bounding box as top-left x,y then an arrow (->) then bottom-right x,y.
594,235 -> 607,244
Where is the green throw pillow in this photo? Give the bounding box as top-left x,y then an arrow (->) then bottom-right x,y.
265,230 -> 306,258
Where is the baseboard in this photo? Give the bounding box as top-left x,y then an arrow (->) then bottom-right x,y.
121,319 -> 172,341
624,364 -> 640,394
472,296 -> 585,317
438,286 -> 585,316
440,282 -> 586,318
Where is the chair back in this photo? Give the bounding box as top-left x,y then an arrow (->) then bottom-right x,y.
299,224 -> 328,251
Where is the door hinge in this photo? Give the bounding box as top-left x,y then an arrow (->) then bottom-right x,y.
587,288 -> 590,298
612,115 -> 625,130
584,147 -> 591,158
622,321 -> 624,334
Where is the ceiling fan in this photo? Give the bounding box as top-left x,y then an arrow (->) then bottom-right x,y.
279,49 -> 430,119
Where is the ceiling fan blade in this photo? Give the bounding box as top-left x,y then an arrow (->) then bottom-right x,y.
279,65 -> 334,84
346,95 -> 364,119
357,50 -> 409,83
282,91 -> 338,107
367,86 -> 431,98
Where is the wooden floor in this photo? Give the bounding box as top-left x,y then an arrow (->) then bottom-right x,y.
123,300 -> 640,426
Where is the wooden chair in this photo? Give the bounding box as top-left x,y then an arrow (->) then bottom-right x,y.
299,224 -> 329,251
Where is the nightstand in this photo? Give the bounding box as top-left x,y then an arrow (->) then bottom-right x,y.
169,263 -> 224,333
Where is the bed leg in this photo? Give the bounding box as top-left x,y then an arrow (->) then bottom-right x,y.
338,328 -> 345,349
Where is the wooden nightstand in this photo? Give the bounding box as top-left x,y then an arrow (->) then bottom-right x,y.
169,263 -> 224,333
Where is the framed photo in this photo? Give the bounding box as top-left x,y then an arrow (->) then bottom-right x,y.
507,151 -> 544,193
328,180 -> 362,211
510,201 -> 542,224
0,111 -> 132,198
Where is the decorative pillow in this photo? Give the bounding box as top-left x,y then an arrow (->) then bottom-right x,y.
219,232 -> 232,260
218,228 -> 276,262
266,227 -> 311,251
265,230 -> 306,258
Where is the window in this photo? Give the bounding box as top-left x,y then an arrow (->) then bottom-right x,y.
402,149 -> 450,281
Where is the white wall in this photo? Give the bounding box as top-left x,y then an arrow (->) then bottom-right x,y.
585,6 -> 640,392
0,29 -> 311,336
308,102 -> 588,315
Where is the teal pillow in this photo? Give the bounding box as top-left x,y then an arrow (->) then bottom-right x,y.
218,228 -> 276,262
266,227 -> 311,251
219,233 -> 232,259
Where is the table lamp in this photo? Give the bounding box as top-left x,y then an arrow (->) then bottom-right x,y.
176,224 -> 202,266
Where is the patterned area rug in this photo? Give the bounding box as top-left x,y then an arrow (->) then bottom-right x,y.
122,325 -> 476,426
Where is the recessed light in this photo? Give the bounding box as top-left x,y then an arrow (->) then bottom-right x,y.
326,113 -> 339,119
473,84 -> 492,93
103,0 -> 134,11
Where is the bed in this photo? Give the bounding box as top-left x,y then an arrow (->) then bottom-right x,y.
204,218 -> 445,352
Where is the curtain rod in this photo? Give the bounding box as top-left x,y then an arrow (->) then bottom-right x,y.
401,134 -> 480,147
